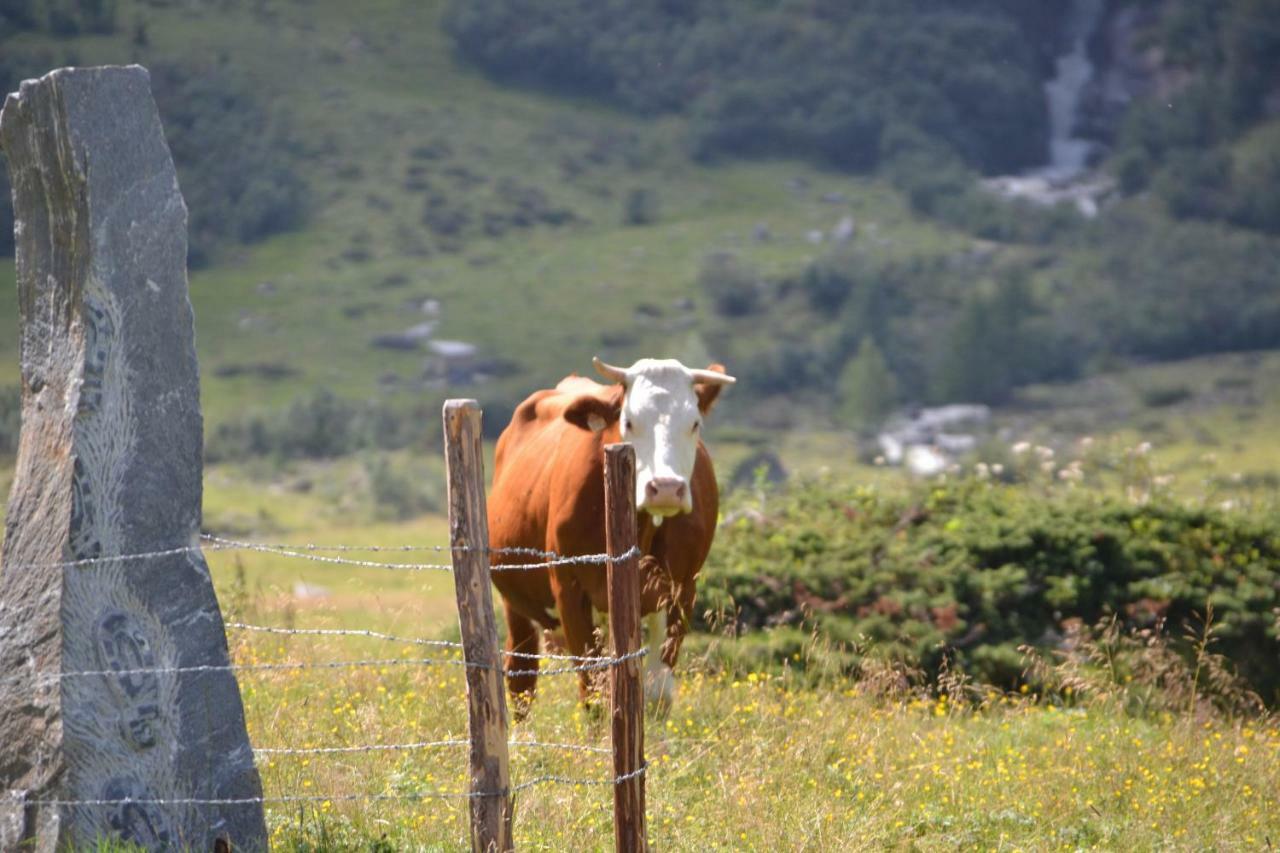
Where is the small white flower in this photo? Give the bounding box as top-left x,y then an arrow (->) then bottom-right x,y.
1135,441 -> 1152,456
1012,441 -> 1031,455
991,464 -> 1004,476
1035,445 -> 1055,460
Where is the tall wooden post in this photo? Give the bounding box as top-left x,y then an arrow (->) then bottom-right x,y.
604,443 -> 646,853
443,400 -> 514,853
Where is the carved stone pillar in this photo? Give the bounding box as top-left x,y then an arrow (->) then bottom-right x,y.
0,66 -> 266,851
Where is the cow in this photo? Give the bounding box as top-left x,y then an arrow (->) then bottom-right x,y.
487,357 -> 735,712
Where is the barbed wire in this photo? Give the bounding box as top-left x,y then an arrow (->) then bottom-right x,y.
201,536 -> 453,571
202,536 -> 553,557
255,739 -> 611,756
226,622 -> 631,663
44,647 -> 646,683
0,542 -> 224,572
1,537 -> 641,573
18,764 -> 647,807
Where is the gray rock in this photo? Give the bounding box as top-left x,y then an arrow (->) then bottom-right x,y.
0,67 -> 266,851
832,215 -> 856,243
430,340 -> 478,359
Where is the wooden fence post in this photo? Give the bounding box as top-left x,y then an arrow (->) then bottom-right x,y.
604,443 -> 647,853
443,400 -> 514,853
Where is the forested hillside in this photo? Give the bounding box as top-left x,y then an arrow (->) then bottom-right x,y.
0,0 -> 1278,446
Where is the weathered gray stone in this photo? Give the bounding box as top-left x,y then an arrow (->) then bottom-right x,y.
0,66 -> 266,851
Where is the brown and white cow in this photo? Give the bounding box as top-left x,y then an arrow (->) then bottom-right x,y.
487,357 -> 734,710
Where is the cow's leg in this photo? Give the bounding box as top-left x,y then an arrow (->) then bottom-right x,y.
644,610 -> 675,714
551,578 -> 601,704
503,601 -> 540,721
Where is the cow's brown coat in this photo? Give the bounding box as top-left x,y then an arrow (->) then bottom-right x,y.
487,369 -> 726,704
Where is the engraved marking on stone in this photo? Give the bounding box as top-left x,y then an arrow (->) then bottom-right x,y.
101,777 -> 172,848
78,295 -> 114,417
95,610 -> 162,751
68,457 -> 101,561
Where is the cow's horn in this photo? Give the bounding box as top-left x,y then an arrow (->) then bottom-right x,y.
689,368 -> 736,386
593,356 -> 629,384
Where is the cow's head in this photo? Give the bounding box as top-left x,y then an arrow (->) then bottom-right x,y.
565,357 -> 735,521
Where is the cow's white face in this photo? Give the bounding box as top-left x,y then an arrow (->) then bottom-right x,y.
594,357 -> 735,522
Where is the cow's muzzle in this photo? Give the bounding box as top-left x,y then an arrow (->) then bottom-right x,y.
641,477 -> 689,516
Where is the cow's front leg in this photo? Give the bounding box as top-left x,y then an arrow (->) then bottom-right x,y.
644,610 -> 675,714
550,574 -> 603,704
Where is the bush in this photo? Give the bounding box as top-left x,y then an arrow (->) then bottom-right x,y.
205,391 -> 435,463
364,453 -> 442,520
699,477 -> 1280,701
1140,384 -> 1193,408
837,338 -> 897,431
698,251 -> 759,317
622,187 -> 658,226
932,275 -> 1077,404
149,62 -> 309,265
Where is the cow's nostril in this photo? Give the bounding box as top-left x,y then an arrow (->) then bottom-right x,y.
676,484 -> 687,499
646,482 -> 658,497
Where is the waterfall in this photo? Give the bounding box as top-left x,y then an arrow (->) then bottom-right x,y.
1032,0 -> 1104,183
983,0 -> 1112,215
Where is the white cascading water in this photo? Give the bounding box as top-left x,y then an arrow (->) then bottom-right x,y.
1033,0 -> 1104,183
984,0 -> 1112,214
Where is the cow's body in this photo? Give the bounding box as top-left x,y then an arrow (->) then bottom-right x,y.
488,364 -> 728,707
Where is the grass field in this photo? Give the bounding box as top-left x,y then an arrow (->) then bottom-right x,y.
222,579 -> 1280,851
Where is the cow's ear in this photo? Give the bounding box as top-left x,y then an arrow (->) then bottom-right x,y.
563,393 -> 622,433
694,363 -> 732,415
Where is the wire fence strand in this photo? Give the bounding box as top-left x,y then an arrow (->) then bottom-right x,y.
226,622 -> 635,663
19,765 -> 647,807
45,648 -> 646,683
254,739 -> 611,757
5,536 -> 640,574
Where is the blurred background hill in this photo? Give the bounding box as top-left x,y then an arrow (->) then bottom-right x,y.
0,0 -> 1278,500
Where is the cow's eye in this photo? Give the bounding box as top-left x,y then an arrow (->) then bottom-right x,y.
692,420 -> 702,434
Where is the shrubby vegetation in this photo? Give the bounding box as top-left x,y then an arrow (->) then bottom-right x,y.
205,390 -> 434,464
699,474 -> 1280,701
1111,0 -> 1280,234
718,203 -> 1280,415
363,453 -> 442,520
0,46 -> 308,264
445,0 -> 1062,176
149,62 -> 308,266
0,0 -> 114,38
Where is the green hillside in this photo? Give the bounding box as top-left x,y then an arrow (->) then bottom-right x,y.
0,0 -> 1277,454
